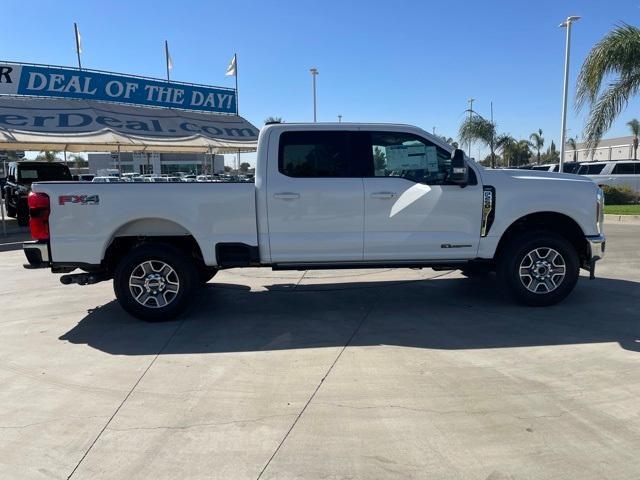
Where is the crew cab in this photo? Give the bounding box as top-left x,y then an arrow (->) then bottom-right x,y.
22,123 -> 606,321
4,161 -> 72,226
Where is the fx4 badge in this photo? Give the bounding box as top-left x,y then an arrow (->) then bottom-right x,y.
58,195 -> 100,205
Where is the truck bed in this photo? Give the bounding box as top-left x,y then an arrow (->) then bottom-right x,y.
31,182 -> 258,266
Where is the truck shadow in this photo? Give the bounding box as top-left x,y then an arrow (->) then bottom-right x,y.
59,275 -> 640,354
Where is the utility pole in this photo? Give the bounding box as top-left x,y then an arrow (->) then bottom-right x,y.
467,98 -> 475,157
490,101 -> 495,168
559,16 -> 581,173
310,68 -> 319,122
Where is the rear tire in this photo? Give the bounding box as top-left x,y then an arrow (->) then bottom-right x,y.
113,243 -> 198,322
16,201 -> 29,226
5,202 -> 17,218
497,231 -> 579,306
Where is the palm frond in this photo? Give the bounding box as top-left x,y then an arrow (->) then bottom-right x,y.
576,23 -> 640,111
583,72 -> 640,149
627,118 -> 640,136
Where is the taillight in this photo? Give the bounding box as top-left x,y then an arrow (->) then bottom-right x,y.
28,191 -> 50,240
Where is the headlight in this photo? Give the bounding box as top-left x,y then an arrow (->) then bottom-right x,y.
596,187 -> 604,234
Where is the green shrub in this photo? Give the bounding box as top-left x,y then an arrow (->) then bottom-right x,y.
601,185 -> 639,205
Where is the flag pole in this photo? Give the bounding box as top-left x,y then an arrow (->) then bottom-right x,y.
74,22 -> 82,70
234,53 -> 240,172
234,53 -> 239,115
165,41 -> 170,82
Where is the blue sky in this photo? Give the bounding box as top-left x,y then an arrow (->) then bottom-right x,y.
2,0 -> 640,162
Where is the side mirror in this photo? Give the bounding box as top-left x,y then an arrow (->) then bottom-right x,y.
450,149 -> 468,186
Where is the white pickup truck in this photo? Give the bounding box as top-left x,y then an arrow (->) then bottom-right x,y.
23,123 -> 606,321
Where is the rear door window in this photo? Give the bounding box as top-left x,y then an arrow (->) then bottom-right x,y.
578,164 -> 606,175
279,131 -> 356,177
612,163 -> 638,175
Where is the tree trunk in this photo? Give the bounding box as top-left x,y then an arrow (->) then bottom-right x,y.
634,136 -> 638,160
537,151 -> 541,165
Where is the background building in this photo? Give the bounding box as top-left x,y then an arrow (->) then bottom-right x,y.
88,152 -> 225,175
563,136 -> 637,163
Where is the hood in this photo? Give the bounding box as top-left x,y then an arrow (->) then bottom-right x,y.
480,168 -> 597,186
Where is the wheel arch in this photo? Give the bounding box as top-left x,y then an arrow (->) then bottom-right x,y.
494,211 -> 589,265
101,218 -> 206,273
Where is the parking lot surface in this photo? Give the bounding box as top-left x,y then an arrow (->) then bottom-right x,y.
1,223 -> 639,480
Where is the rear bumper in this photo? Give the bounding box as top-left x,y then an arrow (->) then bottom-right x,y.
23,241 -> 50,269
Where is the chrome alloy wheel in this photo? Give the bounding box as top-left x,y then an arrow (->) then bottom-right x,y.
518,247 -> 566,294
129,260 -> 180,308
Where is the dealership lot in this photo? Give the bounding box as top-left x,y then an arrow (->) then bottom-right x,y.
0,222 -> 638,480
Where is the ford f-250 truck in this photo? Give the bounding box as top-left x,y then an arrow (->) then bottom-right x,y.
22,123 -> 606,321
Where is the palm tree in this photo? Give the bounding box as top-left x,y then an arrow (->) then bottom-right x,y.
438,135 -> 459,149
566,137 -> 578,162
36,150 -> 60,162
458,116 -> 497,167
627,118 -> 640,159
576,23 -> 640,149
496,134 -> 516,167
529,129 -> 544,164
264,116 -> 283,124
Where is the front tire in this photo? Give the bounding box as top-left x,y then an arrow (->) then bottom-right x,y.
497,231 -> 579,306
113,243 -> 198,322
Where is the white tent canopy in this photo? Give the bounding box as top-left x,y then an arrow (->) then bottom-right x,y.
0,97 -> 258,153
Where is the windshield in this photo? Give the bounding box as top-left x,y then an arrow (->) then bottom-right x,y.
18,164 -> 72,183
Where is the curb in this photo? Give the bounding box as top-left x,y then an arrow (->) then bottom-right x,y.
604,214 -> 640,225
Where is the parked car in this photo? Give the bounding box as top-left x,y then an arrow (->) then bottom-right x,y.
576,160 -> 640,193
517,163 -> 581,174
3,161 -> 72,226
92,176 -> 120,183
74,174 -> 95,182
22,123 -> 605,321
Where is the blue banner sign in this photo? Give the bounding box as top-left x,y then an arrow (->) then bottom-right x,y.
0,62 -> 237,114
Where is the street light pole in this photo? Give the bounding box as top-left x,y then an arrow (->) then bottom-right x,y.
310,68 -> 319,122
559,15 -> 581,173
467,98 -> 475,157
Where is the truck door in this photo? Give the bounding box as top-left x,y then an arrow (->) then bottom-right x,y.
360,130 -> 483,261
266,130 -> 365,263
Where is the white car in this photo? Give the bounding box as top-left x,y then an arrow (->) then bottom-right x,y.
23,123 -> 605,321
577,160 -> 640,193
91,176 -> 119,183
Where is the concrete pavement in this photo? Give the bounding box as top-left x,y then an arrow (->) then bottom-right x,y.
0,223 -> 639,479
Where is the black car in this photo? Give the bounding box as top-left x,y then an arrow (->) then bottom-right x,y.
3,161 -> 72,226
